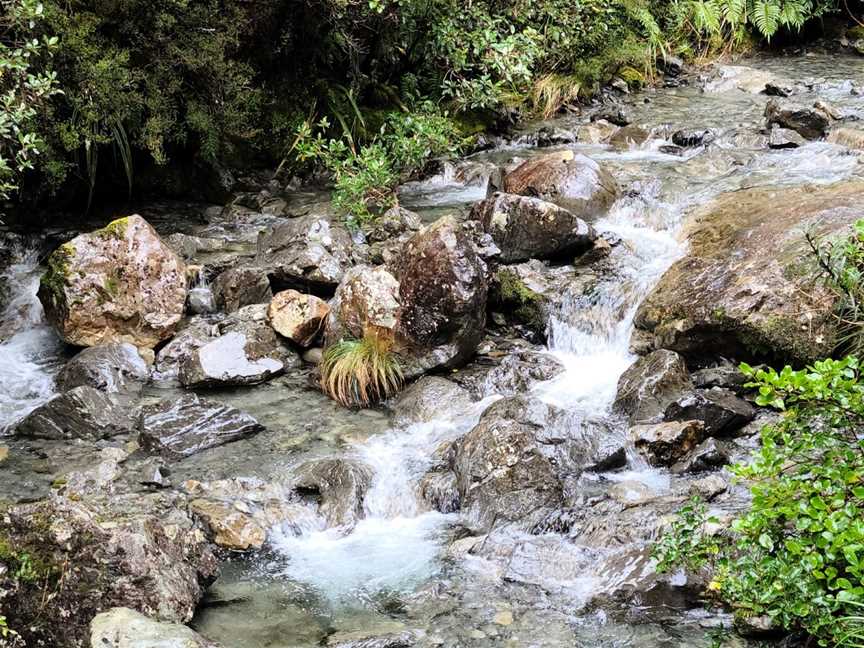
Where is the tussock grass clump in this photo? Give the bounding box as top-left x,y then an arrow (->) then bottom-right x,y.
531,74 -> 582,119
320,327 -> 403,408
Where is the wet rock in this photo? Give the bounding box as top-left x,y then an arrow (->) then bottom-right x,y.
364,205 -> 422,243
629,420 -> 705,467
328,630 -> 418,648
705,66 -> 788,94
188,499 -> 266,551
392,217 -> 488,376
164,233 -> 226,262
664,387 -> 756,437
764,81 -> 795,97
56,342 -> 149,396
827,126 -> 864,151
255,213 -> 354,295
671,129 -> 715,148
291,458 -> 373,528
658,55 -> 684,77
691,362 -> 748,393
591,107 -> 631,126
502,151 -> 618,218
153,316 -> 220,380
454,396 -> 569,529
139,394 -> 265,460
418,470 -> 460,514
735,614 -> 782,639
268,289 -> 329,347
325,265 -> 401,343
452,349 -> 565,400
0,495 -> 217,647
764,98 -> 831,139
302,347 -> 323,364
767,125 -> 806,149
613,350 -> 693,423
690,474 -> 727,500
15,386 -> 137,440
577,119 -> 618,143
38,215 -> 187,349
672,437 -> 730,473
609,480 -> 659,507
634,181 -> 864,365
213,265 -> 273,313
470,192 -> 597,263
609,125 -> 651,149
489,265 -> 551,338
187,286 -> 216,315
390,376 -> 473,427
90,607 -> 222,648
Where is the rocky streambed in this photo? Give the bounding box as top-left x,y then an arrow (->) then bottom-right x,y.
1,52 -> 864,648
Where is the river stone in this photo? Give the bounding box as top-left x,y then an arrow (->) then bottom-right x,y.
764,98 -> 831,139
90,608 -> 222,648
502,151 -> 618,218
470,192 -> 597,263
213,265 -> 273,313
55,342 -> 149,395
255,213 -> 354,295
671,129 -> 715,148
291,458 -> 374,529
38,215 -> 187,349
767,125 -> 806,149
629,420 -> 705,466
0,496 -> 217,648
454,396 -> 568,530
392,216 -> 488,377
613,350 -> 693,423
139,394 -> 265,460
325,265 -> 401,343
364,205 -> 422,243
153,316 -> 220,380
268,289 -> 329,347
389,376 -> 473,427
634,181 -> 864,366
608,125 -> 651,149
664,387 -> 756,437
188,499 -> 266,550
418,470 -> 460,514
827,127 -> 864,151
328,631 -> 418,648
452,349 -> 566,400
15,386 -> 137,440
577,119 -> 617,144
592,107 -> 631,126
179,331 -> 285,387
672,437 -> 730,474
705,65 -> 789,94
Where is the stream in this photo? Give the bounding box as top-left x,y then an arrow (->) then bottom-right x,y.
2,52 -> 864,647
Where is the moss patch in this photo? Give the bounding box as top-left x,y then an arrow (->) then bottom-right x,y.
97,216 -> 131,240
493,268 -> 546,332
39,242 -> 75,305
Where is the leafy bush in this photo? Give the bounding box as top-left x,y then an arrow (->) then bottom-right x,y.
320,326 -> 404,408
0,0 -> 59,201
654,357 -> 864,646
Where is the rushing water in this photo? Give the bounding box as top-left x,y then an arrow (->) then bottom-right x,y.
1,53 -> 863,647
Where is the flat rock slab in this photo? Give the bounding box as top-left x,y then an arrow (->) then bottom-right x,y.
140,394 -> 265,459
15,385 -> 137,440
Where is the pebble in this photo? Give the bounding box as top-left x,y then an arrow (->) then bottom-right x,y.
0,446 -> 8,464
493,610 -> 514,626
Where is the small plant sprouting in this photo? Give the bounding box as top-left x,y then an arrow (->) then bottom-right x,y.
320,325 -> 404,408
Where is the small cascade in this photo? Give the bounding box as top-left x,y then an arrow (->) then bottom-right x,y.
186,266 -> 217,315
0,245 -> 65,432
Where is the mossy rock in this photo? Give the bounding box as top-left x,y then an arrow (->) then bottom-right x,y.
847,25 -> 864,41
619,66 -> 645,89
491,268 -> 547,336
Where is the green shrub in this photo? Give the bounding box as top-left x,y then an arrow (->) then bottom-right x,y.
654,357 -> 864,646
320,326 -> 404,408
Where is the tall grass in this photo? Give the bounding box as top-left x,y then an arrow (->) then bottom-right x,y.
320,326 -> 403,408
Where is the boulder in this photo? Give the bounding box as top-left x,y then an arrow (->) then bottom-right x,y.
14,386 -> 137,440
470,192 -> 597,263
291,458 -> 373,529
613,350 -> 693,423
139,394 -> 265,460
213,265 -> 273,313
608,125 -> 651,149
764,98 -> 831,140
634,181 -> 864,365
364,205 -> 422,243
188,499 -> 266,551
325,265 -> 401,343
629,420 -> 705,467
452,349 -> 565,400
389,376 -> 473,427
392,217 -> 488,376
153,316 -> 220,380
55,343 -> 149,396
90,608 -> 222,648
577,120 -> 617,144
38,215 -> 187,348
664,387 -> 756,437
0,496 -> 217,648
767,125 -> 806,149
705,66 -> 789,94
672,437 -> 730,474
827,127 -> 864,151
502,152 -> 618,218
671,129 -> 715,148
255,214 -> 354,295
591,107 -> 632,126
179,305 -> 297,388
453,397 -> 566,529
268,289 -> 329,347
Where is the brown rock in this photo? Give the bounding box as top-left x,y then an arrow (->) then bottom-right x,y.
267,289 -> 329,347
629,420 -> 705,466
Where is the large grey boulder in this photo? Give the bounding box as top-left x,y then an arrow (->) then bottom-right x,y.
664,387 -> 756,437
470,192 -> 597,263
212,265 -> 273,313
290,458 -> 374,529
90,608 -> 222,648
14,386 -> 137,440
502,152 -> 618,218
613,350 -> 693,423
55,343 -> 149,396
38,215 -> 187,349
389,376 -> 473,427
139,394 -> 265,460
0,496 -> 217,648
255,214 -> 354,294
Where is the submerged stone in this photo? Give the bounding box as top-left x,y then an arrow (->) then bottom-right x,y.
55,342 -> 150,395
90,607 -> 223,648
